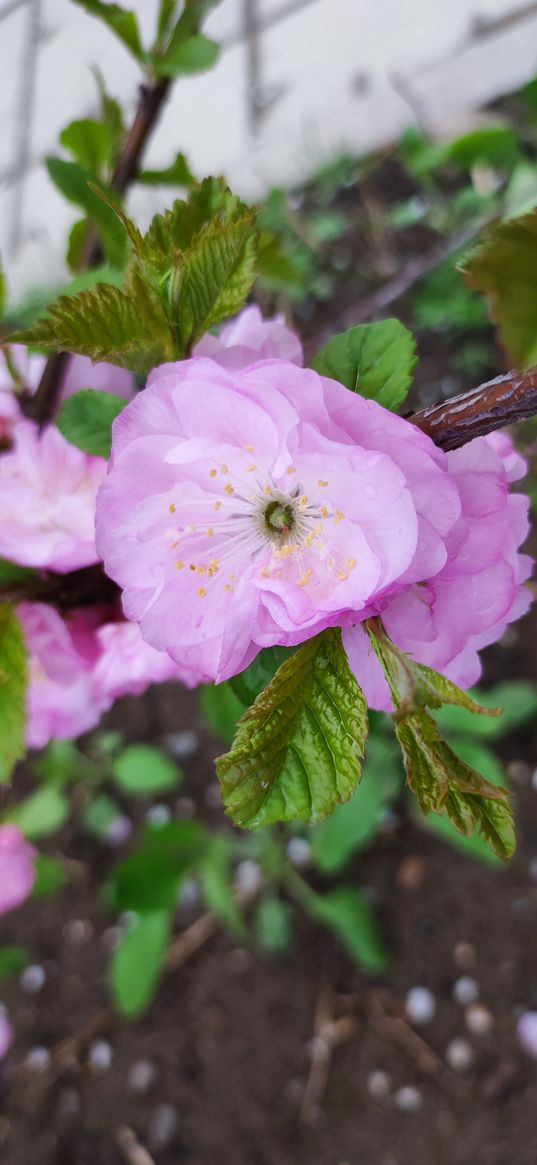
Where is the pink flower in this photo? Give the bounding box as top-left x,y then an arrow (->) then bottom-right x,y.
343,432 -> 532,708
0,390 -> 20,442
0,824 -> 36,915
0,344 -> 134,407
0,1014 -> 13,1060
0,420 -> 107,572
91,620 -> 180,703
193,305 -> 303,368
18,602 -> 107,748
96,358 -> 460,685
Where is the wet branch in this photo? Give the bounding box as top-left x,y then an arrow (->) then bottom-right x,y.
25,76 -> 171,426
411,367 -> 537,450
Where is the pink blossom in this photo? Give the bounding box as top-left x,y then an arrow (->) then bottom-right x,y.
18,602 -> 107,748
0,420 -> 107,572
343,433 -> 532,708
0,824 -> 36,915
96,358 -> 461,685
0,1014 -> 13,1060
0,344 -> 134,407
193,305 -> 303,368
91,619 -> 180,703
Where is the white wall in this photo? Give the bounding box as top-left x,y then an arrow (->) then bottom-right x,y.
1,0 -> 537,297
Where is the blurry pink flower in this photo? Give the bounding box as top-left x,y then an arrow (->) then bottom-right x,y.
0,344 -> 134,407
91,620 -> 180,703
0,824 -> 36,915
344,433 -> 532,708
96,358 -> 460,685
0,390 -> 20,442
193,305 -> 303,368
0,1014 -> 13,1060
0,420 -> 106,572
18,602 -> 107,748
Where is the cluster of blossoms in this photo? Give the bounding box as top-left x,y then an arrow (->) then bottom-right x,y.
0,305 -> 532,749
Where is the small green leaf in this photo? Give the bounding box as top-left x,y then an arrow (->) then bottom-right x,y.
198,836 -> 246,938
56,389 -> 125,458
0,560 -> 36,588
7,786 -> 69,840
434,681 -> 537,741
112,744 -> 181,795
109,909 -> 171,1017
304,884 -> 389,974
11,274 -> 174,376
71,0 -> 144,61
0,605 -> 27,783
447,124 -> 520,172
255,894 -> 293,953
174,210 -> 258,349
201,682 -> 245,744
157,0 -> 178,41
462,207 -> 537,367
60,118 -> 115,176
33,740 -> 81,785
229,646 -> 295,706
157,31 -> 219,76
106,820 -> 205,911
46,158 -> 127,269
137,152 -> 195,187
216,629 -> 368,829
0,945 -> 27,981
422,805 -> 502,865
82,793 -> 125,840
311,319 -> 417,412
32,855 -> 67,898
310,738 -> 401,873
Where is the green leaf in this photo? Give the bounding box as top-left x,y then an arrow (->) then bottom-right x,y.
109,909 -> 171,1017
310,737 -> 401,873
201,682 -> 245,744
66,218 -> 92,274
105,820 -> 205,911
82,793 -> 125,840
229,646 -> 296,706
0,605 -> 27,783
46,158 -> 127,268
157,31 -> 219,76
198,836 -> 246,938
311,319 -> 417,413
137,152 -> 195,187
70,0 -> 144,60
173,210 -> 258,349
11,274 -> 174,376
33,740 -> 81,785
157,0 -> 178,41
112,744 -> 181,795
56,389 -> 125,458
32,855 -> 67,898
216,628 -> 368,829
434,681 -> 537,741
0,945 -> 27,981
255,894 -> 293,953
447,124 -> 520,172
0,560 -> 36,588
462,207 -> 537,367
60,118 -> 115,176
304,884 -> 389,974
7,786 -> 69,840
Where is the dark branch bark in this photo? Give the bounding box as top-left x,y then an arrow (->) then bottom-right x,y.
411,367 -> 537,450
25,76 -> 170,426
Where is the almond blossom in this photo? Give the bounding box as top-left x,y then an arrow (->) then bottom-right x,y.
95,357 -> 461,685
193,305 -> 303,368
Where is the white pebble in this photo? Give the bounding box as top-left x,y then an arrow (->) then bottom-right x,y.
63,919 -> 92,946
516,1011 -> 537,1059
106,815 -> 132,847
24,1046 -> 51,1074
286,837 -> 311,869
149,1103 -> 178,1149
531,768 -> 537,792
446,1037 -> 473,1073
205,782 -> 222,810
176,877 -> 200,911
20,964 -> 45,994
394,1085 -> 422,1113
453,976 -> 479,1006
367,1069 -> 391,1101
235,859 -> 263,895
88,1039 -> 113,1073
405,986 -> 436,1026
128,1058 -> 159,1095
145,803 -> 171,826
465,1004 -> 493,1036
164,730 -> 199,761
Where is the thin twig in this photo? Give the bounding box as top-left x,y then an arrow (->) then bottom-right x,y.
115,1127 -> 157,1165
300,980 -> 358,1126
367,991 -> 444,1078
26,76 -> 170,425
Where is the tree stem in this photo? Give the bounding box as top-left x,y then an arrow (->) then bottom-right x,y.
26,76 -> 170,425
411,367 -> 537,450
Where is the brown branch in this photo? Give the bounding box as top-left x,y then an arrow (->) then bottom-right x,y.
25,76 -> 170,426
411,367 -> 537,450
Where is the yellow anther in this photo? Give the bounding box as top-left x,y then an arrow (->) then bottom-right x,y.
228,574 -> 235,580
245,444 -> 255,452
224,583 -> 234,592
175,560 -> 184,570
346,557 -> 357,570
246,464 -> 257,472
196,566 -> 206,575
189,564 -> 197,572
263,485 -> 272,495
299,495 -> 309,511
318,479 -> 329,488
206,527 -> 214,537
319,505 -> 328,519
337,569 -> 348,581
220,464 -> 229,475
209,468 -> 218,478
298,570 -> 312,587
334,510 -> 344,524
197,587 -> 206,597
168,503 -> 176,514
214,500 -> 222,510
224,484 -> 234,495
326,556 -> 335,570
286,465 -> 296,474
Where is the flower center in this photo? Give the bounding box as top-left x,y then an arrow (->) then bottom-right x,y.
264,498 -> 296,537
